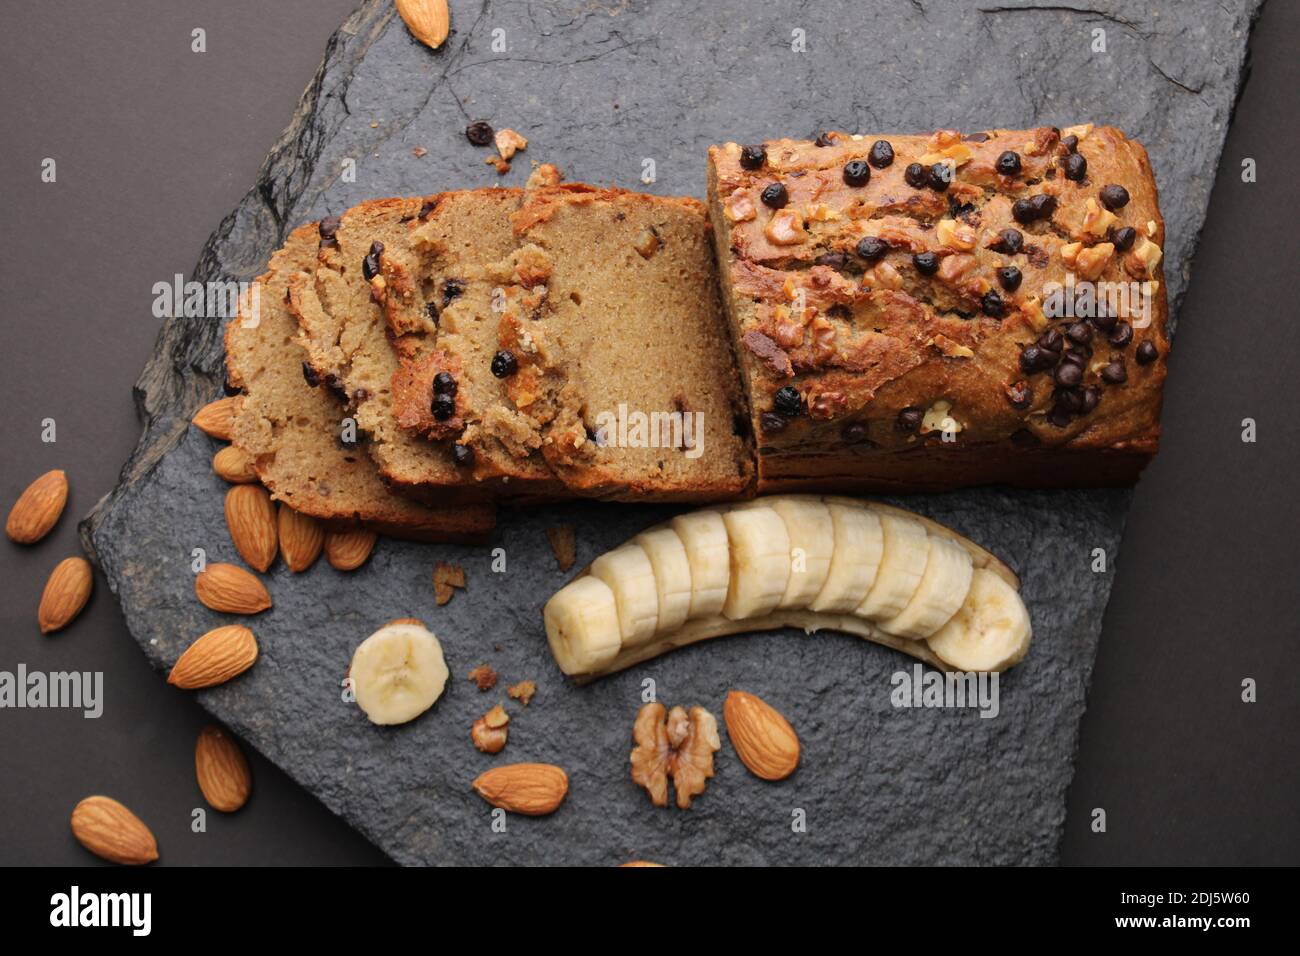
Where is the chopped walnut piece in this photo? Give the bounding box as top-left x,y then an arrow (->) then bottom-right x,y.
937,218 -> 977,251
629,702 -> 721,810
471,705 -> 510,754
526,162 -> 563,189
507,680 -> 537,706
1080,197 -> 1118,239
921,399 -> 962,435
432,560 -> 466,605
1019,295 -> 1048,332
867,260 -> 903,290
1074,241 -> 1115,281
938,252 -> 977,283
468,664 -> 498,691
544,525 -> 577,571
1125,237 -> 1163,278
486,154 -> 511,174
764,209 -> 807,246
495,128 -> 528,161
929,333 -> 975,359
1059,241 -> 1082,268
725,188 -> 756,223
632,227 -> 660,259
1062,123 -> 1094,141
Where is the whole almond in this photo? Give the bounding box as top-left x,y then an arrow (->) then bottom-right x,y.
225,485 -> 278,572
195,725 -> 252,812
472,763 -> 568,816
192,397 -> 237,440
278,505 -> 324,572
194,562 -> 271,614
70,796 -> 158,865
5,469 -> 68,544
396,0 -> 450,50
38,556 -> 93,634
325,528 -> 377,571
213,445 -> 258,484
168,624 -> 259,689
723,690 -> 800,781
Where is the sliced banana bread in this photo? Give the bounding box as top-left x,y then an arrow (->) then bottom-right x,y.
223,222 -> 495,540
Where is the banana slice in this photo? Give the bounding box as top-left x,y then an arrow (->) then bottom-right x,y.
543,576 -> 622,674
589,543 -> 659,646
856,513 -> 929,620
671,509 -> 730,618
878,535 -> 974,639
350,619 -> 449,725
721,506 -> 791,620
926,568 -> 1032,671
766,496 -> 835,608
809,502 -> 883,612
633,527 -> 694,633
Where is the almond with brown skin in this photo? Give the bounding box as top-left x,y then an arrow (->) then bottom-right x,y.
70,796 -> 158,865
212,446 -> 258,484
325,529 -> 377,571
278,504 -> 324,572
38,556 -> 93,634
192,397 -> 237,440
168,624 -> 259,689
620,861 -> 666,867
723,690 -> 800,781
5,469 -> 68,544
395,0 -> 449,50
472,763 -> 568,816
225,485 -> 278,572
194,563 -> 271,614
195,725 -> 252,811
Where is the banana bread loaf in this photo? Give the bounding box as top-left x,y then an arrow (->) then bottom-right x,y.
707,124 -> 1169,491
223,223 -> 495,540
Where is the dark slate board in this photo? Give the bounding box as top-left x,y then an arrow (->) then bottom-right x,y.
83,0 -> 1260,865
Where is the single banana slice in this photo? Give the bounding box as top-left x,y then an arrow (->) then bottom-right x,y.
766,496 -> 835,609
926,568 -> 1032,671
633,527 -> 694,633
589,543 -> 659,646
878,535 -> 974,639
809,502 -> 883,612
721,506 -> 791,620
543,576 -> 622,675
671,509 -> 730,618
350,619 -> 449,725
856,513 -> 929,620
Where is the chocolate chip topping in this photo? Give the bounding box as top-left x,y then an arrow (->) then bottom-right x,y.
433,371 -> 457,396
912,251 -> 939,276
989,228 -> 1024,254
760,411 -> 788,433
1101,360 -> 1127,384
361,240 -> 384,282
868,140 -> 895,168
842,421 -> 872,444
773,385 -> 804,417
324,374 -> 348,403
903,162 -> 928,189
856,236 -> 889,263
1108,322 -> 1133,348
302,361 -> 321,388
814,251 -> 849,270
1054,362 -> 1083,387
997,266 -> 1023,292
1089,310 -> 1118,332
1099,184 -> 1130,210
431,393 -> 456,421
1019,345 -> 1052,373
1066,321 -> 1093,344
442,278 -> 466,305
760,182 -> 789,209
995,151 -> 1022,176
490,350 -> 518,378
814,131 -> 838,148
1111,226 -> 1138,251
418,199 -> 437,221
319,216 -> 341,247
1136,341 -> 1159,365
981,290 -> 1006,318
896,407 -> 924,433
740,144 -> 767,170
1039,328 -> 1065,354
926,163 -> 951,192
1081,386 -> 1101,413
1064,152 -> 1088,182
465,121 -> 494,146
452,443 -> 475,467
843,160 -> 871,187
1061,134 -> 1079,153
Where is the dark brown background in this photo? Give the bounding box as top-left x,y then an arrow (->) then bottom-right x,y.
1,1 -> 1295,866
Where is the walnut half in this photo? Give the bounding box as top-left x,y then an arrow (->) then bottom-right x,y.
630,702 -> 721,809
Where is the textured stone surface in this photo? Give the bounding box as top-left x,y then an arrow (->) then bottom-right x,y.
82,0 -> 1259,865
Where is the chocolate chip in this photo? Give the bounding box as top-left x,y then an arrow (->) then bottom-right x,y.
1109,322 -> 1133,348
989,228 -> 1024,254
319,216 -> 341,247
433,371 -> 457,396
843,160 -> 871,187
442,278 -> 465,305
452,443 -> 475,467
814,131 -> 838,148
1062,134 -> 1079,153
965,131 -> 991,143
1136,341 -> 1159,365
740,144 -> 767,170
223,378 -> 240,396
814,251 -> 849,270
1100,184 -> 1130,211
324,374 -> 348,403
1090,310 -> 1118,332
997,266 -> 1023,292
1101,360 -> 1127,384
1030,194 -> 1058,220
361,240 -> 384,281
760,411 -> 789,433
465,121 -> 494,146
1081,386 -> 1101,413
302,362 -> 321,388
982,290 -> 1006,318
1054,362 -> 1083,387
912,252 -> 939,276
903,162 -> 928,189
927,163 -> 951,192
431,393 -> 456,421
868,140 -> 895,168
996,151 -> 1022,176
1011,198 -> 1037,224
1038,329 -> 1065,353
352,388 -> 370,403
490,350 -> 518,378
424,303 -> 440,327
896,407 -> 924,433
1064,345 -> 1091,365
418,199 -> 437,221
1006,381 -> 1033,410
1064,153 -> 1088,181
1111,226 -> 1138,251
1020,345 -> 1051,373
1066,321 -> 1093,344
760,182 -> 789,209
856,236 -> 889,263
773,385 -> 804,417
842,421 -> 871,444
1047,405 -> 1073,428
1054,386 -> 1084,412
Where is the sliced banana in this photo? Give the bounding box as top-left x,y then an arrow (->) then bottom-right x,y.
878,535 -> 974,640
809,502 -> 883,613
926,568 -> 1032,671
543,576 -> 622,674
589,543 -> 659,646
765,496 -> 835,608
633,527 -> 693,633
350,619 -> 449,725
721,506 -> 791,620
670,510 -> 730,618
856,513 -> 929,620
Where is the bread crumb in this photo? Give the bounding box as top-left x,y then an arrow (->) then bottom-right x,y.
486,155 -> 511,175
507,680 -> 536,706
495,128 -> 528,161
526,163 -> 564,189
468,664 -> 498,691
433,560 -> 466,605
412,146 -> 427,158
545,525 -> 577,571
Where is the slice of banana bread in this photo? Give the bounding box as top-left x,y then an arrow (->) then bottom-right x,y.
224,222 -> 495,540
